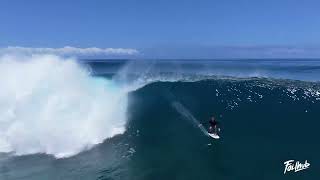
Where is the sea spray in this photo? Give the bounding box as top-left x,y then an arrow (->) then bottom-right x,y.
0,55 -> 127,158
172,101 -> 208,136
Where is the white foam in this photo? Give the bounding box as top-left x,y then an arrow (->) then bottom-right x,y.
0,55 -> 127,158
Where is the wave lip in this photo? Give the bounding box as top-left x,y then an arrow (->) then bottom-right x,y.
0,55 -> 127,158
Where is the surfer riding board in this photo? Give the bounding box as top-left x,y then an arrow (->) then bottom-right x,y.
207,116 -> 220,139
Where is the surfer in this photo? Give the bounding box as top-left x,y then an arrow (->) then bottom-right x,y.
208,116 -> 219,134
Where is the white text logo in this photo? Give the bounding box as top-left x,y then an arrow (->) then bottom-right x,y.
283,160 -> 310,174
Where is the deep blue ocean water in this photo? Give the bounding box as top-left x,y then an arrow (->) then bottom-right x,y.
0,59 -> 319,180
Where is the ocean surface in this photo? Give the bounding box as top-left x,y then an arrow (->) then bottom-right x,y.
0,58 -> 319,180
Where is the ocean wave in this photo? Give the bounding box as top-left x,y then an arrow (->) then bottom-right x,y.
1,56 -> 319,159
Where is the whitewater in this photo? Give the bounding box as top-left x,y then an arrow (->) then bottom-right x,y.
0,55 -> 128,158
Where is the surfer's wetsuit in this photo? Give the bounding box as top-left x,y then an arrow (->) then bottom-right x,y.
209,118 -> 219,134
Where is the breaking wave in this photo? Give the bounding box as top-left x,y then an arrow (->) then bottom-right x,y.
1,56 -> 319,159
0,55 -> 127,158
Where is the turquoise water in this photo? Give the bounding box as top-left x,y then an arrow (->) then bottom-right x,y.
0,59 -> 319,180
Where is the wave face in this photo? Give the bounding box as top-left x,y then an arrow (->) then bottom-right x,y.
121,79 -> 320,180
0,55 -> 127,158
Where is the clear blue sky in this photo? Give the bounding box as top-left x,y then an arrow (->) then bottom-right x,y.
1,0 -> 320,58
